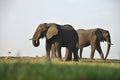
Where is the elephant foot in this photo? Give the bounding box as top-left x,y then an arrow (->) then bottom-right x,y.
90,58 -> 94,60
73,58 -> 78,61
65,56 -> 72,61
101,58 -> 105,60
104,58 -> 107,60
66,58 -> 72,61
73,56 -> 78,61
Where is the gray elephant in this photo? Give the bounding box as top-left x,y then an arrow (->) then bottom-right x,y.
31,23 -> 78,61
76,28 -> 112,60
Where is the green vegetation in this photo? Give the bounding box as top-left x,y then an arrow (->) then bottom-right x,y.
0,57 -> 120,80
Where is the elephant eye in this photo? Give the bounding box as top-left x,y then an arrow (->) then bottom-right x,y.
42,27 -> 48,31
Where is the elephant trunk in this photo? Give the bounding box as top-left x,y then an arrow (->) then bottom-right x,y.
104,37 -> 111,60
32,31 -> 41,47
32,39 -> 40,47
104,42 -> 111,60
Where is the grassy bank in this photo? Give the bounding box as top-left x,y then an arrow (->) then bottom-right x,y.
0,57 -> 120,80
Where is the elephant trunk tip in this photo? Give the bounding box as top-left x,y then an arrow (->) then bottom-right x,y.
32,39 -> 40,47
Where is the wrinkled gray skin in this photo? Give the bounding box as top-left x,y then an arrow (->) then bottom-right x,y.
52,28 -> 112,60
31,23 -> 78,61
75,28 -> 112,60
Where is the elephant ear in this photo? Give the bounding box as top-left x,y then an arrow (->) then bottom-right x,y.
95,28 -> 104,41
46,24 -> 59,39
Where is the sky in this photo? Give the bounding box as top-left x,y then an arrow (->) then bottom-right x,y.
0,0 -> 120,59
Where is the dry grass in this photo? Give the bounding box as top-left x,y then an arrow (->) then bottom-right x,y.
0,56 -> 120,80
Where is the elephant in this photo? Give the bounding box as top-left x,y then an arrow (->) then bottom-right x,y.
75,28 -> 112,60
30,23 -> 78,61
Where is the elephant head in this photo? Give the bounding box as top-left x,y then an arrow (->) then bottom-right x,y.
31,23 -> 58,47
95,28 -> 112,59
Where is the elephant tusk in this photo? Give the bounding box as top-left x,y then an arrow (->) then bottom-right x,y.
29,38 -> 32,40
107,42 -> 113,45
111,43 -> 114,45
29,38 -> 36,40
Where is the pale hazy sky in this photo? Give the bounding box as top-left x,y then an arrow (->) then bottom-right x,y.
0,0 -> 120,59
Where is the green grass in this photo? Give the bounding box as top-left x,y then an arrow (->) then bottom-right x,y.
0,57 -> 120,80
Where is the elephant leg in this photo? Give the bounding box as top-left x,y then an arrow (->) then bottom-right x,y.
73,48 -> 78,61
65,47 -> 69,60
96,43 -> 104,60
55,42 -> 62,61
90,43 -> 96,59
66,47 -> 72,61
51,43 -> 57,58
80,48 -> 83,59
46,42 -> 52,61
57,47 -> 62,61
